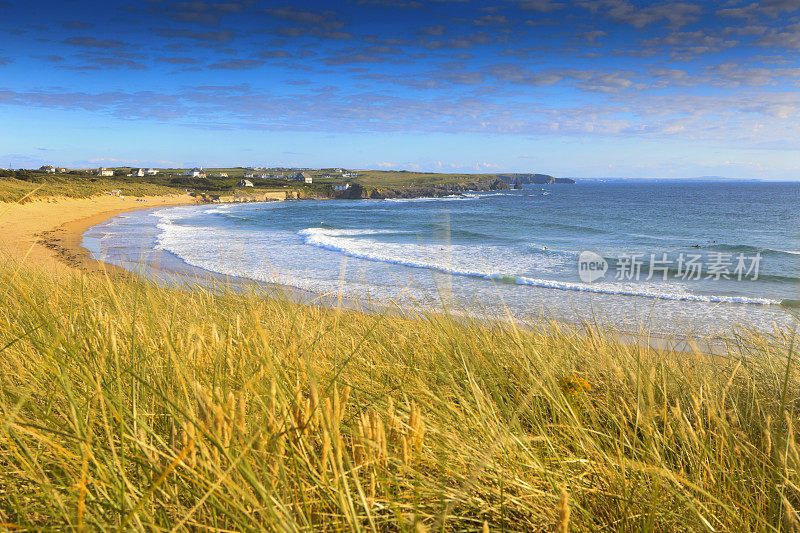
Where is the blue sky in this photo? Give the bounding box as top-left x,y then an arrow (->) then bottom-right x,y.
1,0 -> 799,178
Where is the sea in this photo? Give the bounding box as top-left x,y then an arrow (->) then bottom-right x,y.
83,181 -> 800,336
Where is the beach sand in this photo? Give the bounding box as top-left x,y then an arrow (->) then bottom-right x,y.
0,193 -> 197,275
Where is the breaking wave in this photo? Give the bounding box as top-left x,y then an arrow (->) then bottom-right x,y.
298,227 -> 780,305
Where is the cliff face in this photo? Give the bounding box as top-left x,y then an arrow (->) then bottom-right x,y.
337,177 -> 510,200
497,174 -> 575,185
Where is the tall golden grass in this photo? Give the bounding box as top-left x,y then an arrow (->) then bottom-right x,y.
0,260 -> 797,531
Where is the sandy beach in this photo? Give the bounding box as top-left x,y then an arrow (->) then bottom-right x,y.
0,193 -> 197,274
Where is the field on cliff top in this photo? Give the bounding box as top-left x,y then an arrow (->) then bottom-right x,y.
0,169 -> 529,203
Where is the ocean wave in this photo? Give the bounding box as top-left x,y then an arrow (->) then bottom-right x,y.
525,243 -> 579,257
298,227 -> 567,273
534,221 -> 608,235
301,228 -> 411,237
202,206 -> 234,215
512,276 -> 778,304
383,194 -> 478,203
381,191 -> 516,203
298,227 -> 779,306
700,243 -> 800,257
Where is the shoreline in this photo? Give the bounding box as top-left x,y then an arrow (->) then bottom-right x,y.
74,201 -> 741,354
1,193 -> 786,355
0,193 -> 200,275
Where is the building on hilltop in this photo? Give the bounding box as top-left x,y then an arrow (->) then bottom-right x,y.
342,171 -> 358,178
293,171 -> 313,184
40,165 -> 56,173
97,167 -> 114,177
183,168 -> 205,178
145,168 -> 159,176
129,168 -> 145,177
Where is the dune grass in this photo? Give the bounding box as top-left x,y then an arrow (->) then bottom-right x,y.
0,175 -> 182,203
0,261 -> 798,531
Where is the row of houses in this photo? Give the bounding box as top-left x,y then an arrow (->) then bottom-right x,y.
91,167 -> 159,177
40,165 -> 67,173
34,166 -> 358,186
236,179 -> 352,191
327,169 -> 359,178
128,168 -> 160,177
181,168 -> 230,178
39,165 -> 158,176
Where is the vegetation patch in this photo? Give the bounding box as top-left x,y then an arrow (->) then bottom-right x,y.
0,261 -> 797,530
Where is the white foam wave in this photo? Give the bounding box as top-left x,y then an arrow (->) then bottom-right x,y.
202,206 -> 234,214
384,195 -> 476,203
512,276 -> 777,304
298,227 -> 779,305
382,192 -> 514,203
298,227 -> 566,275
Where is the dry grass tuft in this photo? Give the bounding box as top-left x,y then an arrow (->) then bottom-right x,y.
0,259 -> 798,530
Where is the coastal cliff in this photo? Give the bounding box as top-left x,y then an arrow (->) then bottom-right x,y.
338,177 -> 510,199
497,174 -> 575,185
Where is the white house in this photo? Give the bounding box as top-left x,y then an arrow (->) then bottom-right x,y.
40,165 -> 56,173
145,168 -> 159,176
97,167 -> 114,177
130,168 -> 145,177
238,179 -> 254,187
342,171 -> 358,178
244,172 -> 255,178
218,172 -> 228,178
333,183 -> 351,191
183,167 -> 205,178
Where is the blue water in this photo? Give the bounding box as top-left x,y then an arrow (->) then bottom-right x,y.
84,182 -> 800,335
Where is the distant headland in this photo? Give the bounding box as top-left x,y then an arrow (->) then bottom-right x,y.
496,174 -> 576,185
0,166 -> 571,203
